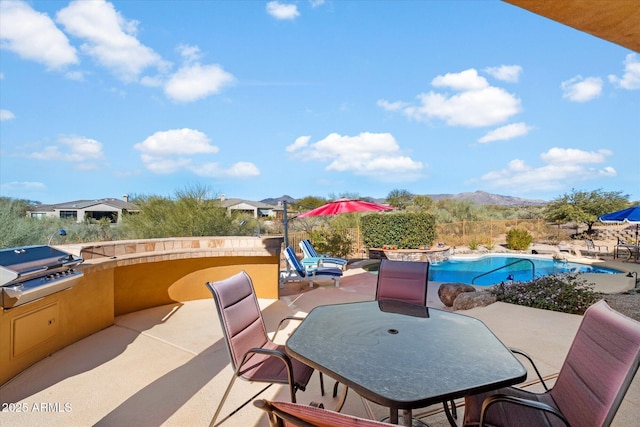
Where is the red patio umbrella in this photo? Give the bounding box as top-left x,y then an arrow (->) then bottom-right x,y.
297,198 -> 394,217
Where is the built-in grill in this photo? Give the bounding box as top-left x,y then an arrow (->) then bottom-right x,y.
0,245 -> 84,309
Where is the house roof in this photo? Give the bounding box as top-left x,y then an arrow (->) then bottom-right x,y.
30,198 -> 139,212
219,198 -> 276,209
503,0 -> 640,53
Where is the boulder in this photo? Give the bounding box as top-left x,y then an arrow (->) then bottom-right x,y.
438,283 -> 475,307
452,292 -> 497,311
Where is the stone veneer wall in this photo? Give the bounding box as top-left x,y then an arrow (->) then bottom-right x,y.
78,236 -> 281,261
594,228 -> 638,243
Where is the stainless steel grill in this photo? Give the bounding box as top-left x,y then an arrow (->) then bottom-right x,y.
0,245 -> 84,308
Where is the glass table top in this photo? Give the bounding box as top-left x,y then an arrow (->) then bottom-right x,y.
286,300 -> 527,409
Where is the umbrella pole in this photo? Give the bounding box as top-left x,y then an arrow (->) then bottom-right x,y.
283,201 -> 291,274
283,200 -> 289,249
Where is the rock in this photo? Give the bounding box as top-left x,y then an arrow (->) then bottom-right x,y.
438,283 -> 476,307
453,292 -> 497,311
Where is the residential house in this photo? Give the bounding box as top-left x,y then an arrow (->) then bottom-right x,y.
26,196 -> 139,224
219,196 -> 278,219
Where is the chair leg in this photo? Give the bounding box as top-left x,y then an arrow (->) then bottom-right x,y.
333,380 -> 340,398
443,399 -> 458,426
210,374 -> 272,427
319,372 -> 325,396
334,384 -> 349,412
210,374 -> 238,427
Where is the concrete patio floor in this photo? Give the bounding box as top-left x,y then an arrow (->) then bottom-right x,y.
1,262 -> 639,426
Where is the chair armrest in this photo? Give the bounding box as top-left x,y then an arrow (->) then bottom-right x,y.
239,348 -> 296,389
301,258 -> 321,268
509,348 -> 549,391
272,316 -> 306,342
480,394 -> 569,427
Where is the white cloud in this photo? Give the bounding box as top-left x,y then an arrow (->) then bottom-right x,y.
561,75 -> 603,102
539,147 -> 612,164
477,147 -> 616,193
286,135 -> 311,152
407,88 -> 521,128
288,132 -> 424,181
431,69 -> 489,91
135,128 -> 218,156
478,122 -> 533,143
138,155 -> 192,174
164,63 -> 235,102
1,109 -> 16,121
0,181 -> 48,194
484,65 -> 522,83
377,99 -> 408,111
56,0 -> 164,81
0,0 -> 78,70
608,53 -> 640,90
177,44 -> 202,64
266,1 -> 300,20
395,68 -> 521,127
29,135 -> 106,170
192,161 -> 260,178
134,128 -> 258,178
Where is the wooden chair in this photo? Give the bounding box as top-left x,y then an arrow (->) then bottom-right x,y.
206,271 -> 324,427
375,259 -> 429,306
463,300 -> 640,427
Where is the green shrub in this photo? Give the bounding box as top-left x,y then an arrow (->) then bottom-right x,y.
310,229 -> 353,258
361,212 -> 436,249
468,239 -> 481,250
506,228 -> 532,250
489,273 -> 600,314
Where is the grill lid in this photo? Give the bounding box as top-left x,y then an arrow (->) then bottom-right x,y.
0,245 -> 83,287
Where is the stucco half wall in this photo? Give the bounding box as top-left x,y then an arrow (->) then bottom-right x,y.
0,236 -> 283,385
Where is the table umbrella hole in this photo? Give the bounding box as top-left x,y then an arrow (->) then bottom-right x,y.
387,329 -> 399,334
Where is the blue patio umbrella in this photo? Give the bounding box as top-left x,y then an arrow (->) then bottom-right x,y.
599,206 -> 640,244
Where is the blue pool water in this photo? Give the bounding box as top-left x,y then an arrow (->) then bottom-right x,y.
428,255 -> 621,286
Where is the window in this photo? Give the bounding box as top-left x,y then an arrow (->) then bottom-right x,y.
59,211 -> 77,220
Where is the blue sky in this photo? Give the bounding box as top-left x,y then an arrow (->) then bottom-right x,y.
1,0 -> 639,205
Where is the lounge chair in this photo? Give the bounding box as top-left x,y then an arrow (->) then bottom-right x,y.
375,259 -> 429,306
584,238 -> 608,256
463,300 -> 640,427
281,246 -> 342,287
299,239 -> 348,270
205,271 -> 324,427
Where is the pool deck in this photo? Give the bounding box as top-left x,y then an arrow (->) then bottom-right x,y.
1,257 -> 639,426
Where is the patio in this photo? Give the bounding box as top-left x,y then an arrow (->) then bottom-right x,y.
1,262 -> 639,426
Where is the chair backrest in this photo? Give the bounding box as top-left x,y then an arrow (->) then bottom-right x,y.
550,300 -> 640,427
300,240 -> 319,258
206,271 -> 269,371
375,259 -> 429,306
284,246 -> 307,278
254,399 -> 393,427
584,239 -> 595,250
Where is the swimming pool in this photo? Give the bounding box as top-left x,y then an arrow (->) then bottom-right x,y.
429,255 -> 622,286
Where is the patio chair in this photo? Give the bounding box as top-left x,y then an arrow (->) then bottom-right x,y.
463,300 -> 640,427
206,271 -> 324,427
584,238 -> 608,256
254,399 -> 394,427
375,259 -> 429,306
299,239 -> 348,270
282,246 -> 342,287
615,238 -> 640,262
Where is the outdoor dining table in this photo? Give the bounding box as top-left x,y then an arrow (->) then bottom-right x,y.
286,300 -> 527,427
